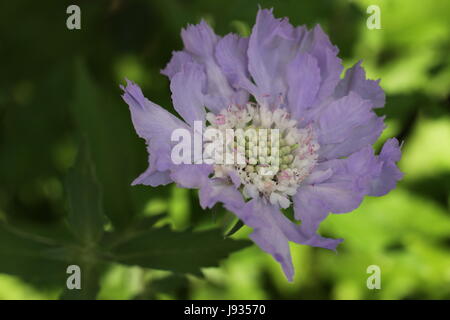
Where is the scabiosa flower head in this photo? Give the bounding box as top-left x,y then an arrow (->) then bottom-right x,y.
121,8 -> 403,281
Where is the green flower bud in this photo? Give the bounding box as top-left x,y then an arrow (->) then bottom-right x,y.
281,146 -> 291,155
283,154 -> 294,164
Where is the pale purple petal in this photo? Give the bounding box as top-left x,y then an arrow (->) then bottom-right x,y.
121,79 -> 189,186
170,164 -> 213,189
286,52 -> 321,120
227,170 -> 242,188
121,80 -> 211,189
215,33 -> 252,105
293,146 -> 383,248
121,79 -> 188,140
182,20 -> 219,57
321,146 -> 383,196
247,8 -> 305,107
232,199 -> 295,281
315,92 -> 385,160
299,25 -> 343,104
131,142 -> 173,187
334,61 -> 385,108
370,138 -> 403,196
170,62 -> 207,126
232,197 -> 344,281
303,168 -> 333,185
161,51 -> 194,79
199,179 -> 245,212
181,20 -> 235,112
294,182 -> 357,246
132,167 -> 172,187
215,34 -> 249,89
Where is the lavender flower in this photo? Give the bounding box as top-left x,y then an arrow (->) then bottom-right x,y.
121,8 -> 403,281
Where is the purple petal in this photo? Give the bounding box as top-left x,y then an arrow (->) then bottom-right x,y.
247,8 -> 305,107
121,79 -> 189,186
121,79 -> 212,189
215,33 -> 252,105
321,146 -> 383,196
227,170 -> 242,188
334,61 -> 385,109
199,179 -> 245,212
286,52 -> 321,120
300,25 -> 343,104
132,167 -> 172,187
181,20 -> 235,112
131,142 -> 173,187
215,33 -> 249,89
170,164 -> 213,189
303,168 -> 333,185
161,51 -> 194,80
170,62 -> 207,126
232,197 -> 344,281
315,92 -> 385,160
232,199 -> 295,281
294,181 -> 359,235
121,79 -> 188,140
182,20 -> 219,57
370,138 -> 403,196
293,146 -> 383,248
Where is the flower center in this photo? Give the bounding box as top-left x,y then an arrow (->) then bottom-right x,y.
205,103 -> 319,208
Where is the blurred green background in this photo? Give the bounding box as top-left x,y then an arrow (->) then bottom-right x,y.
0,0 -> 449,300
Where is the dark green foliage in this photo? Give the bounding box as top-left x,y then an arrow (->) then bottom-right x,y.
110,227 -> 250,274
65,144 -> 106,244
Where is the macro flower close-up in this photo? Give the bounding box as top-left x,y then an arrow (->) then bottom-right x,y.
3,0 -> 450,303
121,8 -> 403,281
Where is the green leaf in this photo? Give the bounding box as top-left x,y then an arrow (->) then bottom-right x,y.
220,211 -> 244,237
108,227 -> 251,275
71,59 -> 146,230
135,274 -> 188,300
0,222 -> 104,299
224,219 -> 244,238
0,223 -> 67,287
66,143 -> 106,245
100,214 -> 167,248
